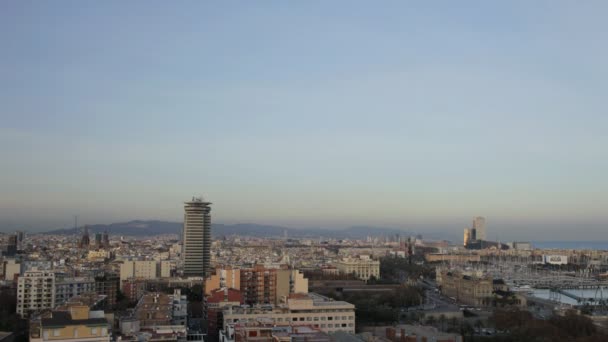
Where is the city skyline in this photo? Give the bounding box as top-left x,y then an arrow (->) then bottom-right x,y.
1,2 -> 607,241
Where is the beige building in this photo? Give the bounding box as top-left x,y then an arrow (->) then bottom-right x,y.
29,295 -> 110,342
120,260 -> 160,283
334,255 -> 380,281
3,258 -> 21,281
205,267 -> 241,295
87,250 -> 111,261
160,260 -> 173,278
221,293 -> 355,335
438,269 -> 493,307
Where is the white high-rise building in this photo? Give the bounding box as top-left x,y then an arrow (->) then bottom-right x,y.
182,197 -> 212,277
472,216 -> 486,241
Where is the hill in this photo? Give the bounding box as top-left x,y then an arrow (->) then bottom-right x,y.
44,220 -> 416,239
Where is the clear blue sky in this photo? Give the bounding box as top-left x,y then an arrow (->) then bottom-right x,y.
1,1 -> 607,240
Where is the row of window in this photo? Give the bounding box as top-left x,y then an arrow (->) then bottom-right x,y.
288,315 -> 354,322
227,315 -> 354,324
46,327 -> 108,338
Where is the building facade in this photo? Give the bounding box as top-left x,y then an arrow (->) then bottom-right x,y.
239,266 -> 308,306
54,277 -> 96,307
334,255 -> 380,281
29,295 -> 110,342
120,260 -> 160,283
94,273 -> 120,308
205,267 -> 241,296
438,269 -> 493,307
17,270 -> 56,317
220,293 -> 355,336
206,288 -> 244,341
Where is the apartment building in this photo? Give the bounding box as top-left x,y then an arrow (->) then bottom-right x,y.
54,277 -> 96,307
17,270 -> 55,317
135,292 -> 173,328
220,293 -> 355,336
243,266 -> 308,306
206,288 -> 244,341
333,255 -> 380,281
205,267 -> 241,295
172,289 -> 188,326
94,273 -> 120,308
134,291 -> 189,329
29,294 -> 110,342
121,278 -> 146,302
120,260 -> 174,283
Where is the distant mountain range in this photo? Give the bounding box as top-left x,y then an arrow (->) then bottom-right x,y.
44,220 -> 418,239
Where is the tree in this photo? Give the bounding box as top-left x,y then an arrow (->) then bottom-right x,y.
439,314 -> 447,331
460,321 -> 474,342
425,315 -> 436,326
449,317 -> 458,330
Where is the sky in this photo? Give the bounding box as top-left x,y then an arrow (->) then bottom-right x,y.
1,1 -> 607,241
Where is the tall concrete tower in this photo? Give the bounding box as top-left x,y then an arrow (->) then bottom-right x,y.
79,225 -> 90,248
472,216 -> 486,241
182,197 -> 212,277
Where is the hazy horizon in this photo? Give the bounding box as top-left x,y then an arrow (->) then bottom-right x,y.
1,215 -> 606,242
2,2 -> 607,241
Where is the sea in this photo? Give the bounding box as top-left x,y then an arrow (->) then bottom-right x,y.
532,241 -> 608,251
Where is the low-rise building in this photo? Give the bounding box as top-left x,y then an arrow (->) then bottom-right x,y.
425,254 -> 481,263
87,250 -> 112,261
135,292 -> 173,328
221,323 -> 330,342
134,291 -> 189,330
383,325 -> 463,342
29,294 -> 111,342
333,255 -> 380,281
437,269 -> 493,307
206,288 -> 244,341
221,293 -> 355,335
2,259 -> 21,281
